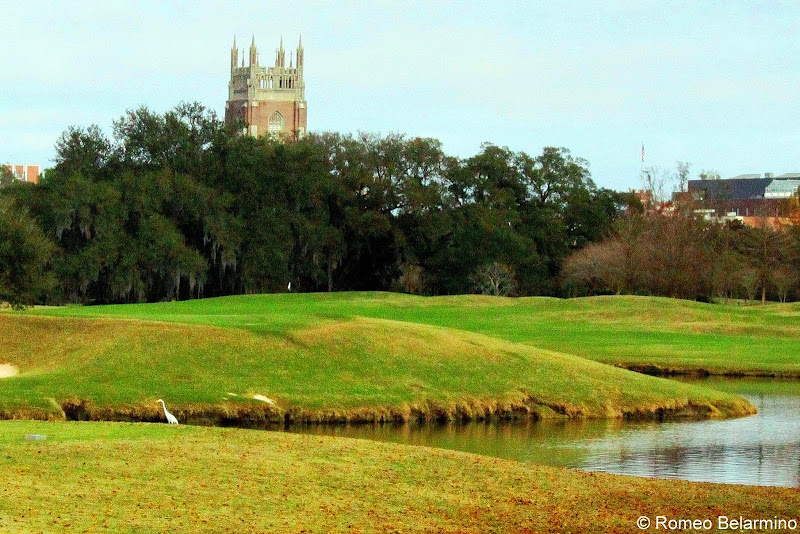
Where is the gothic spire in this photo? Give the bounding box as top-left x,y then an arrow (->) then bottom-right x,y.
297,34 -> 304,69
249,35 -> 258,66
276,36 -> 285,67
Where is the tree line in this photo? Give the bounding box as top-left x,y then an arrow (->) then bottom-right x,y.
563,210 -> 800,303
0,102 -> 635,307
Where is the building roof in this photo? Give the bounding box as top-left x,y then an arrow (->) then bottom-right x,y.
688,178 -> 773,200
765,179 -> 800,198
728,174 -> 762,180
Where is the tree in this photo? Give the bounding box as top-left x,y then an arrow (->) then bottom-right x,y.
562,187 -> 626,250
43,104 -> 239,303
397,263 -> 425,295
710,250 -> 744,303
54,125 -> 114,179
562,212 -> 715,300
0,166 -> 15,188
699,169 -> 721,181
520,147 -> 590,208
735,219 -> 783,304
17,104 -> 638,303
674,161 -> 691,193
0,197 -> 55,307
641,166 -> 668,209
562,239 -> 634,296
738,266 -> 760,304
112,102 -> 224,176
641,214 -> 712,299
472,262 -> 516,296
771,266 -> 796,303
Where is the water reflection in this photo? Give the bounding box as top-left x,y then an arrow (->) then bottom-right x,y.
285,379 -> 800,488
288,418 -> 623,467
577,392 -> 800,487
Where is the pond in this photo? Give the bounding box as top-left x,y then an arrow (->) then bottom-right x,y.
286,378 -> 800,488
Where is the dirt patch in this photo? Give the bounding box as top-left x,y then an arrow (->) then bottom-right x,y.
0,364 -> 19,378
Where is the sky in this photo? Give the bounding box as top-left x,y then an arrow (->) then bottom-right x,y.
2,0 -> 799,191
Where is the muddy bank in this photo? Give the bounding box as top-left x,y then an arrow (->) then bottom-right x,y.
37,393 -> 755,429
619,363 -> 800,379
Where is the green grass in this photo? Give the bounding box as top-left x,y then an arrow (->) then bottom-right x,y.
2,420 -> 798,533
29,292 -> 800,374
679,376 -> 800,396
0,293 -> 755,422
3,294 -> 797,532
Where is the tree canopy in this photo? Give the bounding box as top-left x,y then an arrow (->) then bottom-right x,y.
0,196 -> 55,307
1,102 -> 635,305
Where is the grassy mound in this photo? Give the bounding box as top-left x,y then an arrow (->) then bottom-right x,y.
31,292 -> 800,376
0,294 -> 754,422
2,420 -> 798,533
364,294 -> 800,376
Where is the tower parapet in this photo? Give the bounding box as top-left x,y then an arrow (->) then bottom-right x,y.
225,35 -> 307,139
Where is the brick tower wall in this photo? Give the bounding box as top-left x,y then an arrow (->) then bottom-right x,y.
224,36 -> 307,140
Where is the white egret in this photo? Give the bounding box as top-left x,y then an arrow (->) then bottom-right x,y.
287,281 -> 292,291
157,399 -> 179,424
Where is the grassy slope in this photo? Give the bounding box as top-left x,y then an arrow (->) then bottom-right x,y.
3,420 -> 799,534
340,294 -> 800,375
31,292 -> 800,374
0,306 -> 750,421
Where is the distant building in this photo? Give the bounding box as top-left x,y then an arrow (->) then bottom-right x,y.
687,172 -> 800,220
224,36 -> 307,140
630,188 -> 673,214
3,164 -> 40,184
629,189 -> 652,208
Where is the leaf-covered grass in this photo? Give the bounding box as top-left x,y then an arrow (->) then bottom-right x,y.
0,294 -> 755,421
2,420 -> 798,533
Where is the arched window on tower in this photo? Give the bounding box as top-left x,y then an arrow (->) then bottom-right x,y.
268,111 -> 284,134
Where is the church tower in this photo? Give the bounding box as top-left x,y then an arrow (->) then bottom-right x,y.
225,35 -> 307,139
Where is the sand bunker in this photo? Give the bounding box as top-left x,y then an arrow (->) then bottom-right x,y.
0,364 -> 19,378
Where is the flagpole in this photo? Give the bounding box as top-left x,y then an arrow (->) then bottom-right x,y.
640,141 -> 647,210
640,141 -> 644,194
640,141 -> 645,174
